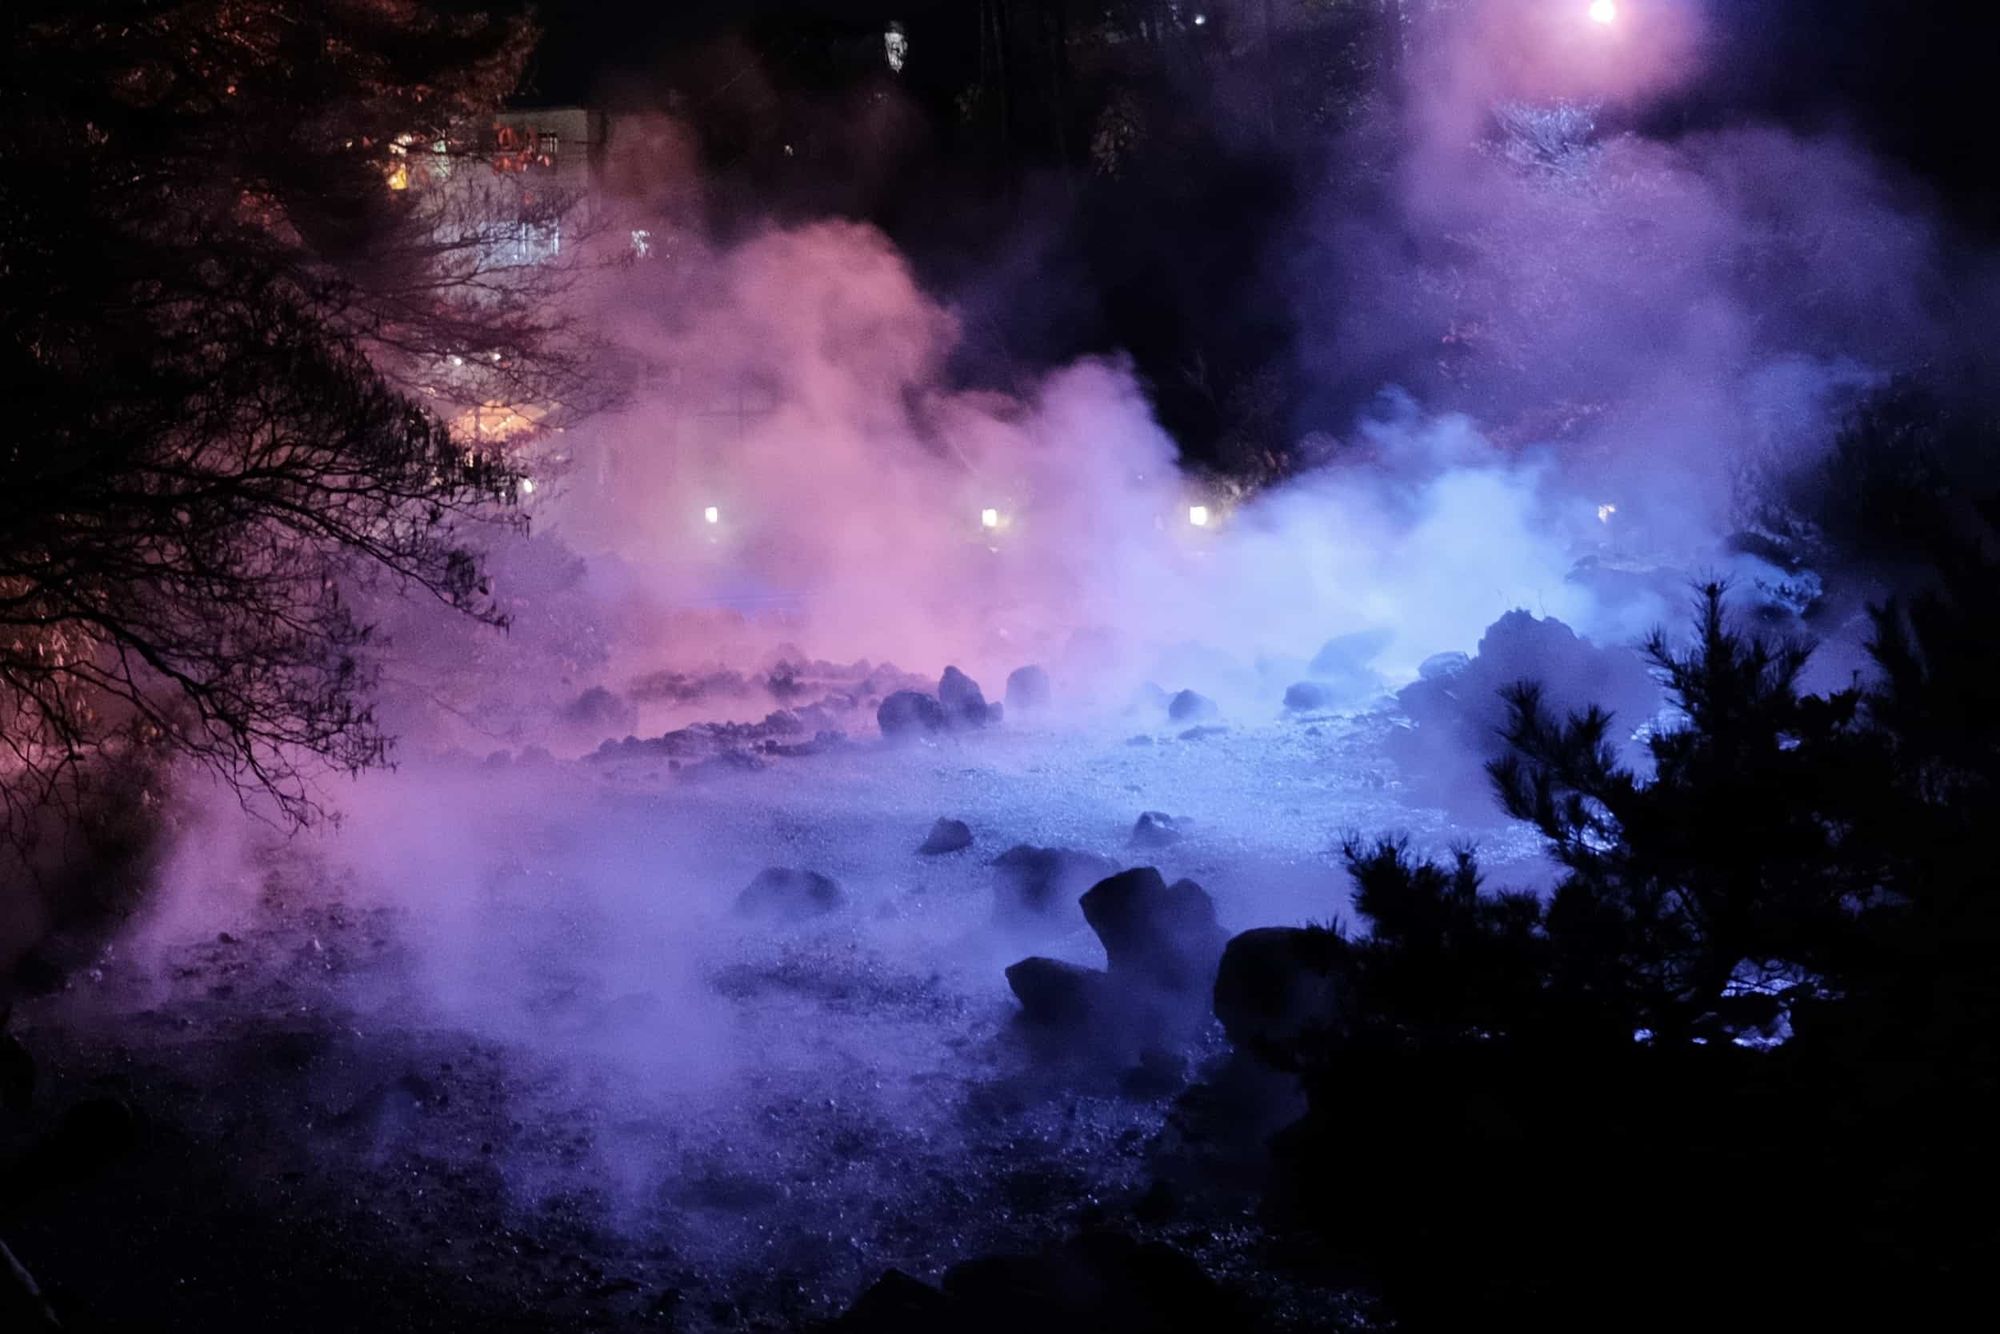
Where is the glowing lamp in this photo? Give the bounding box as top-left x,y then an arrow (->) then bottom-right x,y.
520,477 -> 536,496
1587,1 -> 1617,25
980,507 -> 1001,529
703,505 -> 720,525
1188,504 -> 1211,528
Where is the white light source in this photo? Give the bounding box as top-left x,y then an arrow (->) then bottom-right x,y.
1188,504 -> 1211,528
980,507 -> 1001,529
1192,13 -> 1207,25
520,477 -> 536,495
1597,503 -> 1617,523
1588,0 -> 1618,25
703,505 -> 720,525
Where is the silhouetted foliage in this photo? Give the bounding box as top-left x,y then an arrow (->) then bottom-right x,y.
1256,538 -> 2000,1327
1,1 -> 597,843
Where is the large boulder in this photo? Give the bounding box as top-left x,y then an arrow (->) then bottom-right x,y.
938,666 -> 992,728
1080,868 -> 1227,995
1005,664 -> 1052,713
1005,957 -> 1110,1030
991,846 -> 1118,925
1212,926 -> 1354,1068
1308,627 -> 1393,692
877,690 -> 946,739
1392,610 -> 1662,817
1166,689 -> 1217,724
917,817 -> 973,855
733,867 -> 844,920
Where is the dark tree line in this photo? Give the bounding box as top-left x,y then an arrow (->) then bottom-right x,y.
1251,433 -> 2000,1327
1,1 -> 597,853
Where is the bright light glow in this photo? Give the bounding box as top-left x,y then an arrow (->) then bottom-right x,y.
1188,504 -> 1211,528
1192,13 -> 1207,25
703,505 -> 721,525
1597,503 -> 1618,523
385,163 -> 410,191
980,507 -> 1001,529
520,477 -> 536,495
1588,0 -> 1617,25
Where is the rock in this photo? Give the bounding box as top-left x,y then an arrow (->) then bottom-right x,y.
1130,812 -> 1185,848
1212,926 -> 1354,1067
877,690 -> 946,739
991,846 -> 1118,925
1176,725 -> 1227,742
917,818 -> 973,855
1394,610 -> 1662,812
938,666 -> 991,728
561,685 -> 637,737
832,1269 -> 956,1332
734,867 -> 844,920
1166,689 -> 1217,723
1283,681 -> 1332,712
1005,665 -> 1052,713
1006,957 -> 1110,1029
1417,650 -> 1470,681
1080,868 -> 1227,995
1309,627 -> 1393,682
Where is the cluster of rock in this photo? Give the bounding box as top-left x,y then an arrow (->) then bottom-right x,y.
1390,608 -> 1662,815
877,663 -> 1060,741
1005,866 -> 1229,1054
590,710 -> 848,775
627,656 -> 921,711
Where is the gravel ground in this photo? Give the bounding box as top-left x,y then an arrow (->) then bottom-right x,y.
6,708 -> 1538,1330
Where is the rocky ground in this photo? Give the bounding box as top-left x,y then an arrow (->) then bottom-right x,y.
4,683 -> 1545,1330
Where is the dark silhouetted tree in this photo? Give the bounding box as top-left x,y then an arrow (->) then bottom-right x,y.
1,1 -> 599,841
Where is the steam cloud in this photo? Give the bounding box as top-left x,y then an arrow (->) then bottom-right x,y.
104,0 -> 2000,1296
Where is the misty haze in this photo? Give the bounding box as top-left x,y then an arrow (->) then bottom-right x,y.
4,2 -> 1997,1330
